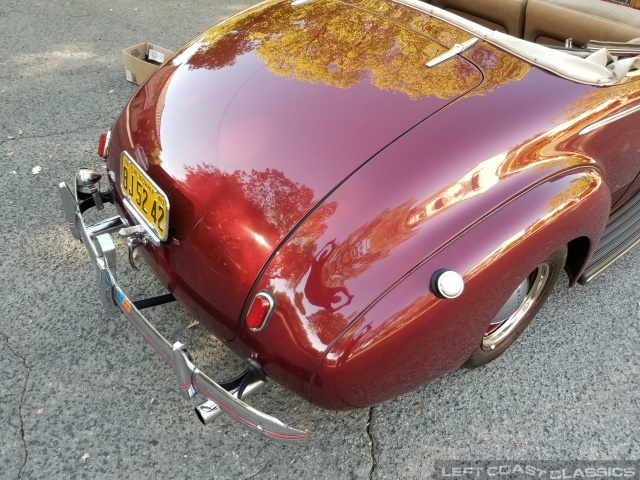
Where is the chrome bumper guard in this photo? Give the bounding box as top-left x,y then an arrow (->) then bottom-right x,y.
58,181 -> 308,442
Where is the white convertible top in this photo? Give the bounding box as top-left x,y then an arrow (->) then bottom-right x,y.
395,0 -> 640,86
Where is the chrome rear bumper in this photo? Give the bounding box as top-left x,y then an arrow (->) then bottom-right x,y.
58,180 -> 308,442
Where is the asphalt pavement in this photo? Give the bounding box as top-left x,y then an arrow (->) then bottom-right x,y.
0,1 -> 638,479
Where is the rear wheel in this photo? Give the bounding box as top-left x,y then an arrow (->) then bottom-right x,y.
463,246 -> 567,368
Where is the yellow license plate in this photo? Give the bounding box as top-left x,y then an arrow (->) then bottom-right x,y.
120,152 -> 169,241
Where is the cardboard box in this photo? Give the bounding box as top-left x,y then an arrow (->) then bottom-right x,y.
122,43 -> 174,86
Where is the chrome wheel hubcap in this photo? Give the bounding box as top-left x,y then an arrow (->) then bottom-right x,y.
482,263 -> 550,350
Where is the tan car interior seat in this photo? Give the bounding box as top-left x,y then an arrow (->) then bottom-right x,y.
429,0 -> 529,37
524,0 -> 640,46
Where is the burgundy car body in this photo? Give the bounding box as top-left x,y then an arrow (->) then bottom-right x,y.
62,0 -> 640,435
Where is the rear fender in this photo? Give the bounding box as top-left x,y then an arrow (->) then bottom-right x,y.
309,167 -> 609,409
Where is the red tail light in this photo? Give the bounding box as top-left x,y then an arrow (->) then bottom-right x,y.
97,131 -> 111,158
246,292 -> 275,332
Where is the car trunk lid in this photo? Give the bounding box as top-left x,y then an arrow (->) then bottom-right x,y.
114,0 -> 483,339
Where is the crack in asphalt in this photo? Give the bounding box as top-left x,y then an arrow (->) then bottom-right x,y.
367,407 -> 377,480
241,443 -> 270,480
242,462 -> 269,480
0,325 -> 108,479
0,331 -> 33,480
0,331 -> 26,365
17,365 -> 33,480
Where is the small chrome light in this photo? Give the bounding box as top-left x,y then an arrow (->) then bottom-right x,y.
75,168 -> 104,210
75,168 -> 102,193
246,291 -> 276,332
431,269 -> 464,299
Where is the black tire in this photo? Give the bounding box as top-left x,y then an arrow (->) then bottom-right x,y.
463,245 -> 567,369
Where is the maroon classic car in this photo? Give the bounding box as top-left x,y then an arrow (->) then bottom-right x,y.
60,0 -> 640,441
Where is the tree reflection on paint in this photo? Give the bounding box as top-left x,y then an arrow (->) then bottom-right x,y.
320,200 -> 417,284
186,0 -> 529,100
179,164 -> 337,286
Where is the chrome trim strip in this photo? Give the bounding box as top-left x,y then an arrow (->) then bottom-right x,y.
196,381 -> 264,425
58,182 -> 308,442
122,198 -> 162,247
579,104 -> 640,135
58,183 -> 81,240
93,234 -> 120,314
581,235 -> 640,283
86,215 -> 128,237
426,37 -> 478,67
172,343 -> 200,399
